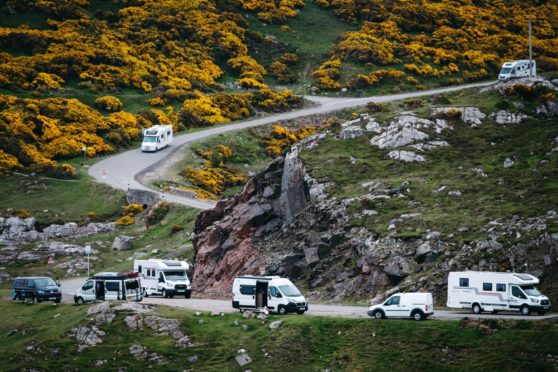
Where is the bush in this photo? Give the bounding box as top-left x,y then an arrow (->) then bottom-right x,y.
146,202 -> 170,226
123,204 -> 144,216
14,209 -> 32,219
116,214 -> 135,226
95,96 -> 123,112
170,224 -> 185,234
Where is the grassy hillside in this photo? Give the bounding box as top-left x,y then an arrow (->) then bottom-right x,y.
0,298 -> 557,371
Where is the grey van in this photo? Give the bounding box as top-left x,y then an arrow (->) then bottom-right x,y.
12,277 -> 61,303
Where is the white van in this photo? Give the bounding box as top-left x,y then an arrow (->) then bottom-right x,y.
232,275 -> 308,315
74,272 -> 142,304
134,259 -> 191,298
141,125 -> 173,152
447,271 -> 551,315
367,292 -> 434,321
498,60 -> 536,80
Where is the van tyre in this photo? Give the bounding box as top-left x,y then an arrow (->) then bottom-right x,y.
75,297 -> 85,304
54,299 -> 61,304
472,303 -> 482,314
162,289 -> 167,298
143,288 -> 148,298
296,310 -> 305,315
185,292 -> 191,299
373,310 -> 385,319
411,310 -> 424,321
521,305 -> 531,316
278,305 -> 287,315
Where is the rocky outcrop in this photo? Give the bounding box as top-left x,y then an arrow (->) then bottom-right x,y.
340,126 -> 365,139
127,188 -> 159,207
490,110 -> 528,124
112,235 -> 133,251
387,150 -> 426,162
431,107 -> 486,126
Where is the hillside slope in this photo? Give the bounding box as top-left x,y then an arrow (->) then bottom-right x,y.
192,78 -> 558,304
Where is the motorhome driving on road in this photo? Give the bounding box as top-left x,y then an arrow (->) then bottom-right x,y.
141,124 -> 173,152
232,275 -> 308,315
498,60 -> 536,80
74,272 -> 142,304
447,271 -> 550,315
134,259 -> 192,298
367,292 -> 434,321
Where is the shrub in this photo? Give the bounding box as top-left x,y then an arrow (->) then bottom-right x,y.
14,209 -> 32,219
123,204 -> 144,216
116,214 -> 135,226
95,96 -> 123,112
146,202 -> 170,226
366,102 -> 387,113
83,211 -> 98,221
170,224 -> 185,234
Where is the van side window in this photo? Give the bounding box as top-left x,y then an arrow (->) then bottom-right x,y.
482,283 -> 492,291
385,296 -> 400,306
126,280 -> 139,290
106,282 -> 120,292
269,287 -> 280,297
82,281 -> 94,291
28,280 -> 36,288
240,285 -> 255,295
496,283 -> 506,292
459,278 -> 469,287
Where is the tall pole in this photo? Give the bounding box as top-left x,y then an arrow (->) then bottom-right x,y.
528,18 -> 533,77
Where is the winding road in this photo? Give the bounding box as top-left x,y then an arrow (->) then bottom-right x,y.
88,81 -> 495,209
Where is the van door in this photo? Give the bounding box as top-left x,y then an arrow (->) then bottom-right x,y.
255,281 -> 268,309
267,286 -> 283,311
95,281 -> 105,301
105,281 -> 121,300
81,280 -> 96,302
510,285 -> 527,310
383,295 -> 402,317
238,283 -> 256,308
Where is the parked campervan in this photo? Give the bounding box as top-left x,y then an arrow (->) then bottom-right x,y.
232,275 -> 308,315
367,292 -> 434,321
498,60 -> 536,80
74,272 -> 142,304
134,259 -> 192,298
447,271 -> 550,315
141,125 -> 173,152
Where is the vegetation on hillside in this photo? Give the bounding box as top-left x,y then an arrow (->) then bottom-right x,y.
0,299 -> 557,371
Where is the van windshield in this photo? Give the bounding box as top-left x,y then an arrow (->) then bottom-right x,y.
34,278 -> 57,287
278,284 -> 302,297
164,271 -> 187,280
521,285 -> 542,296
143,136 -> 157,143
500,68 -> 511,74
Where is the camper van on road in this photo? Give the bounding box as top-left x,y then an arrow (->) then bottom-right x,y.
447,271 -> 550,315
141,125 -> 173,152
498,60 -> 536,80
134,259 -> 192,298
74,272 -> 142,304
232,275 -> 308,315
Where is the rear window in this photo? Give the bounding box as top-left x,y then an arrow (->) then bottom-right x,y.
14,279 -> 25,287
239,285 -> 255,295
125,280 -> 139,290
459,278 -> 469,287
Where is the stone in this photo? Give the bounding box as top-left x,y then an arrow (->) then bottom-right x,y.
236,354 -> 252,367
126,189 -> 160,207
124,315 -> 143,330
387,150 -> 426,162
432,107 -> 486,126
113,302 -> 151,313
504,158 -> 514,168
365,118 -> 382,133
448,190 -> 462,197
87,302 -> 111,315
269,321 -> 282,330
371,127 -> 428,149
188,355 -> 198,363
340,126 -> 365,140
490,110 -> 528,124
410,141 -> 449,151
129,344 -> 148,360
112,236 -> 133,251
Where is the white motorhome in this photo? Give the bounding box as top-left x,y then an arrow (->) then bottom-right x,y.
447,271 -> 550,315
141,125 -> 173,152
134,259 -> 192,298
232,275 -> 308,315
74,272 -> 142,304
498,59 -> 536,80
367,292 -> 434,321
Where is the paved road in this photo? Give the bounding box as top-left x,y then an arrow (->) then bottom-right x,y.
60,278 -> 556,320
89,81 -> 495,209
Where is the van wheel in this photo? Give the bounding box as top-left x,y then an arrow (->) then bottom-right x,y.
169,294 -> 174,299
162,289 -> 167,298
185,292 -> 191,299
411,310 -> 424,321
521,305 -> 531,316
373,310 -> 385,319
296,310 -> 305,315
33,296 -> 40,304
54,299 -> 61,304
142,288 -> 148,298
472,303 -> 482,314
278,306 -> 287,315
75,297 -> 85,304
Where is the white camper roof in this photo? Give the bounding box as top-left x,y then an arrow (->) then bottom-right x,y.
502,60 -> 532,67
450,271 -> 539,285
135,259 -> 189,270
143,125 -> 172,136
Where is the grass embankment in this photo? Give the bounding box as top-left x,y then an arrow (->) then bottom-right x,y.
301,88 -> 558,241
0,297 -> 556,371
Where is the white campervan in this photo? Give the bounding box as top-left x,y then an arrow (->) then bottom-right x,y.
74,272 -> 142,304
498,60 -> 536,80
447,271 -> 550,315
232,275 -> 308,315
141,125 -> 173,152
134,259 -> 192,299
367,292 -> 434,321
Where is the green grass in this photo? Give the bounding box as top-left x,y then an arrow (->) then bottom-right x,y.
0,298 -> 557,371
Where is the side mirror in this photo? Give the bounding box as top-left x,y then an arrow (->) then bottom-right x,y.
276,293 -> 282,298
159,278 -> 164,283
